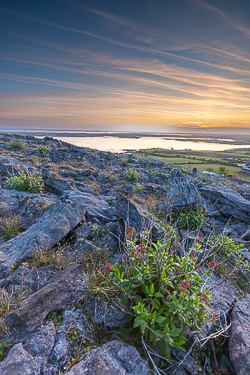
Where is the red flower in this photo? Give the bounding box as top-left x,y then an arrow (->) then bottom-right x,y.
137,244 -> 147,253
199,233 -> 204,239
190,252 -> 196,257
134,252 -> 141,260
179,280 -> 190,292
213,313 -> 219,322
127,227 -> 134,233
208,261 -> 216,268
105,263 -> 113,272
201,293 -> 208,301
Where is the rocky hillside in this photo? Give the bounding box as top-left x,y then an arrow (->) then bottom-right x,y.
0,133 -> 250,375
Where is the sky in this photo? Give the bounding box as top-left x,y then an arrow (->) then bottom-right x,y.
0,0 -> 250,133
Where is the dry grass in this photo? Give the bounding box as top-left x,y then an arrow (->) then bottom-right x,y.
0,288 -> 27,335
0,215 -> 21,239
30,248 -> 74,272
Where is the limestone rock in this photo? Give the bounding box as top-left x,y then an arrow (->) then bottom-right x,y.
200,186 -> 250,224
5,264 -> 88,332
67,340 -> 148,375
229,294 -> 250,375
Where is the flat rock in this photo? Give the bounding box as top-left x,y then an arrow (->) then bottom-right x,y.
229,294 -> 250,375
67,340 -> 149,375
200,186 -> 250,224
0,199 -> 86,277
5,264 -> 88,333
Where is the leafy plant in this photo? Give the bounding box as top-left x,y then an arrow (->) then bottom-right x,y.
127,168 -> 139,182
6,171 -> 44,193
178,206 -> 207,230
8,141 -> 24,150
0,339 -> 12,357
92,225 -> 100,235
107,232 -> 213,358
0,215 -> 21,239
132,182 -> 145,193
37,145 -> 51,155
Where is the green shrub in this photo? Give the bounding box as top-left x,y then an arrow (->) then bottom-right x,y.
178,206 -> 207,230
107,231 -> 212,358
127,168 -> 139,182
6,172 -> 44,193
37,145 -> 51,155
8,141 -> 24,150
132,182 -> 144,193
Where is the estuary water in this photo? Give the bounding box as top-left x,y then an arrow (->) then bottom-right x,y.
46,136 -> 250,153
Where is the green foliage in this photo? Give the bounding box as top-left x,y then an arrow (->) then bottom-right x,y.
178,206 -> 207,230
127,168 -> 139,182
108,232 -> 212,358
47,310 -> 64,330
0,339 -> 12,357
6,172 -> 44,193
37,145 -> 51,155
8,141 -> 24,150
92,225 -> 100,235
132,182 -> 145,193
121,157 -> 129,167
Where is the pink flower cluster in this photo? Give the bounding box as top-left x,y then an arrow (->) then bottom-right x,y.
201,293 -> 208,301
137,244 -> 147,254
208,260 -> 216,268
105,263 -> 113,272
179,280 -> 190,293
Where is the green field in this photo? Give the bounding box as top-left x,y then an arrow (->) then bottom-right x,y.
134,149 -> 250,182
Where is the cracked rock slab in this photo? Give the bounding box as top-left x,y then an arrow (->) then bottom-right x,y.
0,199 -> 86,277
5,264 -> 88,333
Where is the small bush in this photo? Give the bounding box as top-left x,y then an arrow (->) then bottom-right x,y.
6,172 -> 44,193
37,145 -> 51,155
127,168 -> 139,182
0,215 -> 21,239
8,141 -> 24,150
178,206 -> 207,230
132,182 -> 145,193
106,230 -> 213,359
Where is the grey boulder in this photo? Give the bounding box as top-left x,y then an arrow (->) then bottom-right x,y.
200,186 -> 250,224
5,264 -> 88,333
229,294 -> 250,375
167,167 -> 203,209
0,199 -> 86,277
67,340 -> 148,375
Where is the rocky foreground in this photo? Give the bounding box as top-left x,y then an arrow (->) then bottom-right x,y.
0,133 -> 250,375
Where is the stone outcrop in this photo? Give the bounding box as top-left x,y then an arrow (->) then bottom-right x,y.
0,200 -> 86,277
229,294 -> 250,375
66,340 -> 149,375
167,167 -> 203,209
5,264 -> 88,332
200,185 -> 250,224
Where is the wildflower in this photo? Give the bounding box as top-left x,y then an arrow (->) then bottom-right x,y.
137,244 -> 147,253
179,280 -> 190,293
208,260 -> 216,268
127,227 -> 134,233
190,252 -> 196,257
213,313 -> 219,322
134,252 -> 141,260
199,233 -> 204,239
105,263 -> 113,272
201,293 -> 208,301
